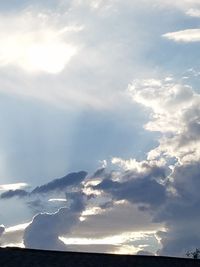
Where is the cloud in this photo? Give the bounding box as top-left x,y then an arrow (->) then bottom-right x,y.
92,160 -> 167,209
154,162 -> 200,256
1,0 -> 200,256
0,10 -> 79,74
137,250 -> 154,255
186,8 -> 200,17
163,29 -> 200,43
129,78 -> 200,163
0,168 -> 163,253
0,189 -> 28,199
0,223 -> 28,247
94,174 -> 166,208
2,78 -> 200,256
0,0 -> 170,111
71,201 -> 163,239
0,225 -> 5,237
23,191 -> 86,250
0,171 -> 87,199
128,77 -> 200,256
0,183 -> 28,191
60,230 -> 157,254
0,169 -> 163,254
32,171 -> 87,194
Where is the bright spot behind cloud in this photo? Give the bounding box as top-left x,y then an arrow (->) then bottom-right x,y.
59,231 -> 156,245
21,42 -> 77,74
0,12 -> 79,74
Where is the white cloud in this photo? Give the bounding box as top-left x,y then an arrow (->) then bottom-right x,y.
129,78 -> 200,163
48,198 -> 67,202
112,157 -> 166,172
127,77 -> 200,256
1,0 -> 200,256
23,192 -> 86,250
186,8 -> 200,17
60,231 -> 156,245
0,11 -> 79,74
163,29 -> 200,43
0,223 -> 29,247
0,183 -> 28,191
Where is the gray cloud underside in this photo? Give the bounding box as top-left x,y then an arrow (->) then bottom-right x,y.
32,171 -> 87,194
94,167 -> 167,208
0,189 -> 28,199
23,192 -> 86,250
0,171 -> 87,199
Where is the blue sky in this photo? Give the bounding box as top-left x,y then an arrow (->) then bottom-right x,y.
0,0 -> 200,257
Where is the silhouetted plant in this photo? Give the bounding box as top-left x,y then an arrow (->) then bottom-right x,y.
186,248 -> 200,259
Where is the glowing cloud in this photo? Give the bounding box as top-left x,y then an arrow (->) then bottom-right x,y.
59,231 -> 156,245
0,183 -> 28,191
163,29 -> 200,43
0,11 -> 79,74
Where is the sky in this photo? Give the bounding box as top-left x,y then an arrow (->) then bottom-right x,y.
0,0 -> 200,257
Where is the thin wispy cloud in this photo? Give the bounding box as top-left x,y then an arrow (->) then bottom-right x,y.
163,29 -> 200,42
0,183 -> 28,191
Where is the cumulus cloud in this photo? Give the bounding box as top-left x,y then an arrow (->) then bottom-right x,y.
23,191 -> 86,250
0,168 -> 163,253
0,223 -> 28,248
1,0 -> 200,256
0,168 -> 164,254
127,77 -> 200,256
154,162 -> 200,256
129,78 -> 200,163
